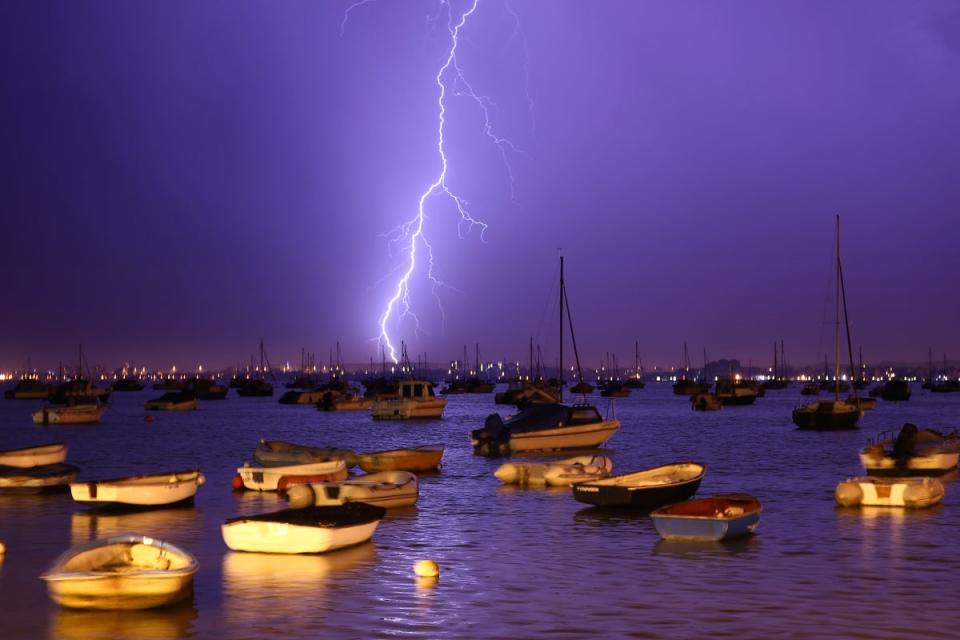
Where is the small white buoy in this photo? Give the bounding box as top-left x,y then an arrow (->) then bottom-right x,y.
414,559 -> 439,578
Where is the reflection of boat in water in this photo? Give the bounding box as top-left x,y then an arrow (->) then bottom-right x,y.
70,505 -> 201,546
859,424 -> 960,476
41,535 -> 198,610
50,599 -> 197,640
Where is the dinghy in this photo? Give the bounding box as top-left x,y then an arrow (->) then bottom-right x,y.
572,462 -> 705,510
835,476 -> 945,508
286,471 -> 418,509
357,445 -> 444,473
651,495 -> 762,541
0,463 -> 80,493
143,391 -> 198,411
254,440 -> 358,469
859,424 -> 960,476
31,401 -> 105,425
236,460 -> 348,491
221,503 -> 385,554
0,442 -> 67,468
41,535 -> 198,610
70,470 -> 206,508
494,455 -> 613,486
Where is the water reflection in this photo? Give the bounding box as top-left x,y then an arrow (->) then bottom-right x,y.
651,534 -> 760,558
49,600 -> 197,640
495,484 -> 569,495
222,543 -> 377,630
70,506 -> 201,545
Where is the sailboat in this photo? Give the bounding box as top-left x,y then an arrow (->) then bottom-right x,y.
672,343 -> 703,396
930,352 -> 960,393
761,341 -> 787,390
237,339 -> 274,397
471,256 -> 620,456
624,341 -> 646,389
792,216 -> 861,430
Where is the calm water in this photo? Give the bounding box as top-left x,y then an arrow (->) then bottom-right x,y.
1,383 -> 958,639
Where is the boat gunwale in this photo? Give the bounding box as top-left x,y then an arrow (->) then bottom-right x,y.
70,469 -> 204,488
575,462 -> 706,490
40,535 -> 199,582
650,495 -> 762,521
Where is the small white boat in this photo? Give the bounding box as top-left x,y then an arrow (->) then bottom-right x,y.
237,460 -> 348,491
221,503 -> 385,554
371,380 -> 447,420
70,470 -> 206,508
41,535 -> 198,610
472,403 -> 620,456
32,402 -> 106,425
0,463 -> 80,493
0,442 -> 67,468
494,455 -> 613,486
835,476 -> 945,508
286,471 -> 418,509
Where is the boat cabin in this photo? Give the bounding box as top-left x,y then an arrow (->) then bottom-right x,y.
398,380 -> 436,400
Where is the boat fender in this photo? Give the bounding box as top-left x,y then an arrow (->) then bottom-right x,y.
903,479 -> 942,508
835,481 -> 862,507
286,483 -> 316,509
231,474 -> 244,492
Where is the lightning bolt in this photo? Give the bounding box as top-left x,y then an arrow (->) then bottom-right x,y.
340,0 -> 522,363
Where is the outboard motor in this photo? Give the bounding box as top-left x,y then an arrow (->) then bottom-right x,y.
892,423 -> 919,470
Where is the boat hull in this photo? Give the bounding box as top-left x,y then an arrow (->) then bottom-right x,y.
70,471 -> 205,507
0,443 -> 67,468
221,505 -> 385,554
0,463 -> 80,493
859,451 -> 959,476
238,461 -> 348,491
474,420 -> 620,456
835,477 -> 944,508
792,402 -> 859,430
573,476 -> 702,510
41,536 -> 197,610
143,399 -> 198,411
254,441 -> 358,469
288,471 -> 419,509
651,496 -> 761,541
371,398 -> 447,420
357,447 -> 444,473
31,406 -> 105,425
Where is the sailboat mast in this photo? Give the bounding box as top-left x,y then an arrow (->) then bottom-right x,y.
834,215 -> 841,400
559,255 -> 564,403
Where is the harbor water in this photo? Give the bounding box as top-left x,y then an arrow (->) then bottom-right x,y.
1,384 -> 958,639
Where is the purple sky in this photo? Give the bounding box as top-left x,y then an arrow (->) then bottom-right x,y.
1,1 -> 958,372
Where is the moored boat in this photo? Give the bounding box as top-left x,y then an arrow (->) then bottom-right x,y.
32,400 -> 105,425
112,378 -> 145,392
237,460 -> 348,491
70,470 -> 205,508
4,378 -> 55,399
847,395 -> 876,411
286,471 -> 418,509
494,455 -> 613,486
184,378 -> 228,400
880,379 -> 912,402
691,392 -> 721,411
0,462 -> 80,493
572,462 -> 705,510
651,494 -> 762,541
356,444 -> 444,473
371,380 -> 447,419
0,442 -> 67,467
835,476 -> 944,508
715,378 -> 758,406
144,391 -> 198,411
859,424 -> 960,476
254,440 -> 358,469
800,382 -> 820,396
221,503 -> 385,554
792,399 -> 860,431
471,403 -> 619,457
41,535 -> 198,610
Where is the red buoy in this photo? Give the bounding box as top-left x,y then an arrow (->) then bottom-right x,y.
144,415 -> 154,423
231,474 -> 244,492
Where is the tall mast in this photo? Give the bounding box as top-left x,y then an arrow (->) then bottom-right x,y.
559,255 -> 564,403
773,341 -> 778,380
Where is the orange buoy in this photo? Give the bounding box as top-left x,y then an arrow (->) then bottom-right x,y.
231,474 -> 244,492
144,415 -> 154,423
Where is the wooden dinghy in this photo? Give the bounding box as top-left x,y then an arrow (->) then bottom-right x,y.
253,440 -> 358,469
41,535 -> 198,610
237,460 -> 348,491
0,463 -> 80,493
32,402 -> 105,425
835,476 -> 945,508
651,495 -> 762,541
0,442 -> 67,468
70,470 -> 206,508
143,391 -> 198,411
221,503 -> 386,554
286,471 -> 418,509
495,455 -> 613,486
357,444 -> 444,473
572,462 -> 705,510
